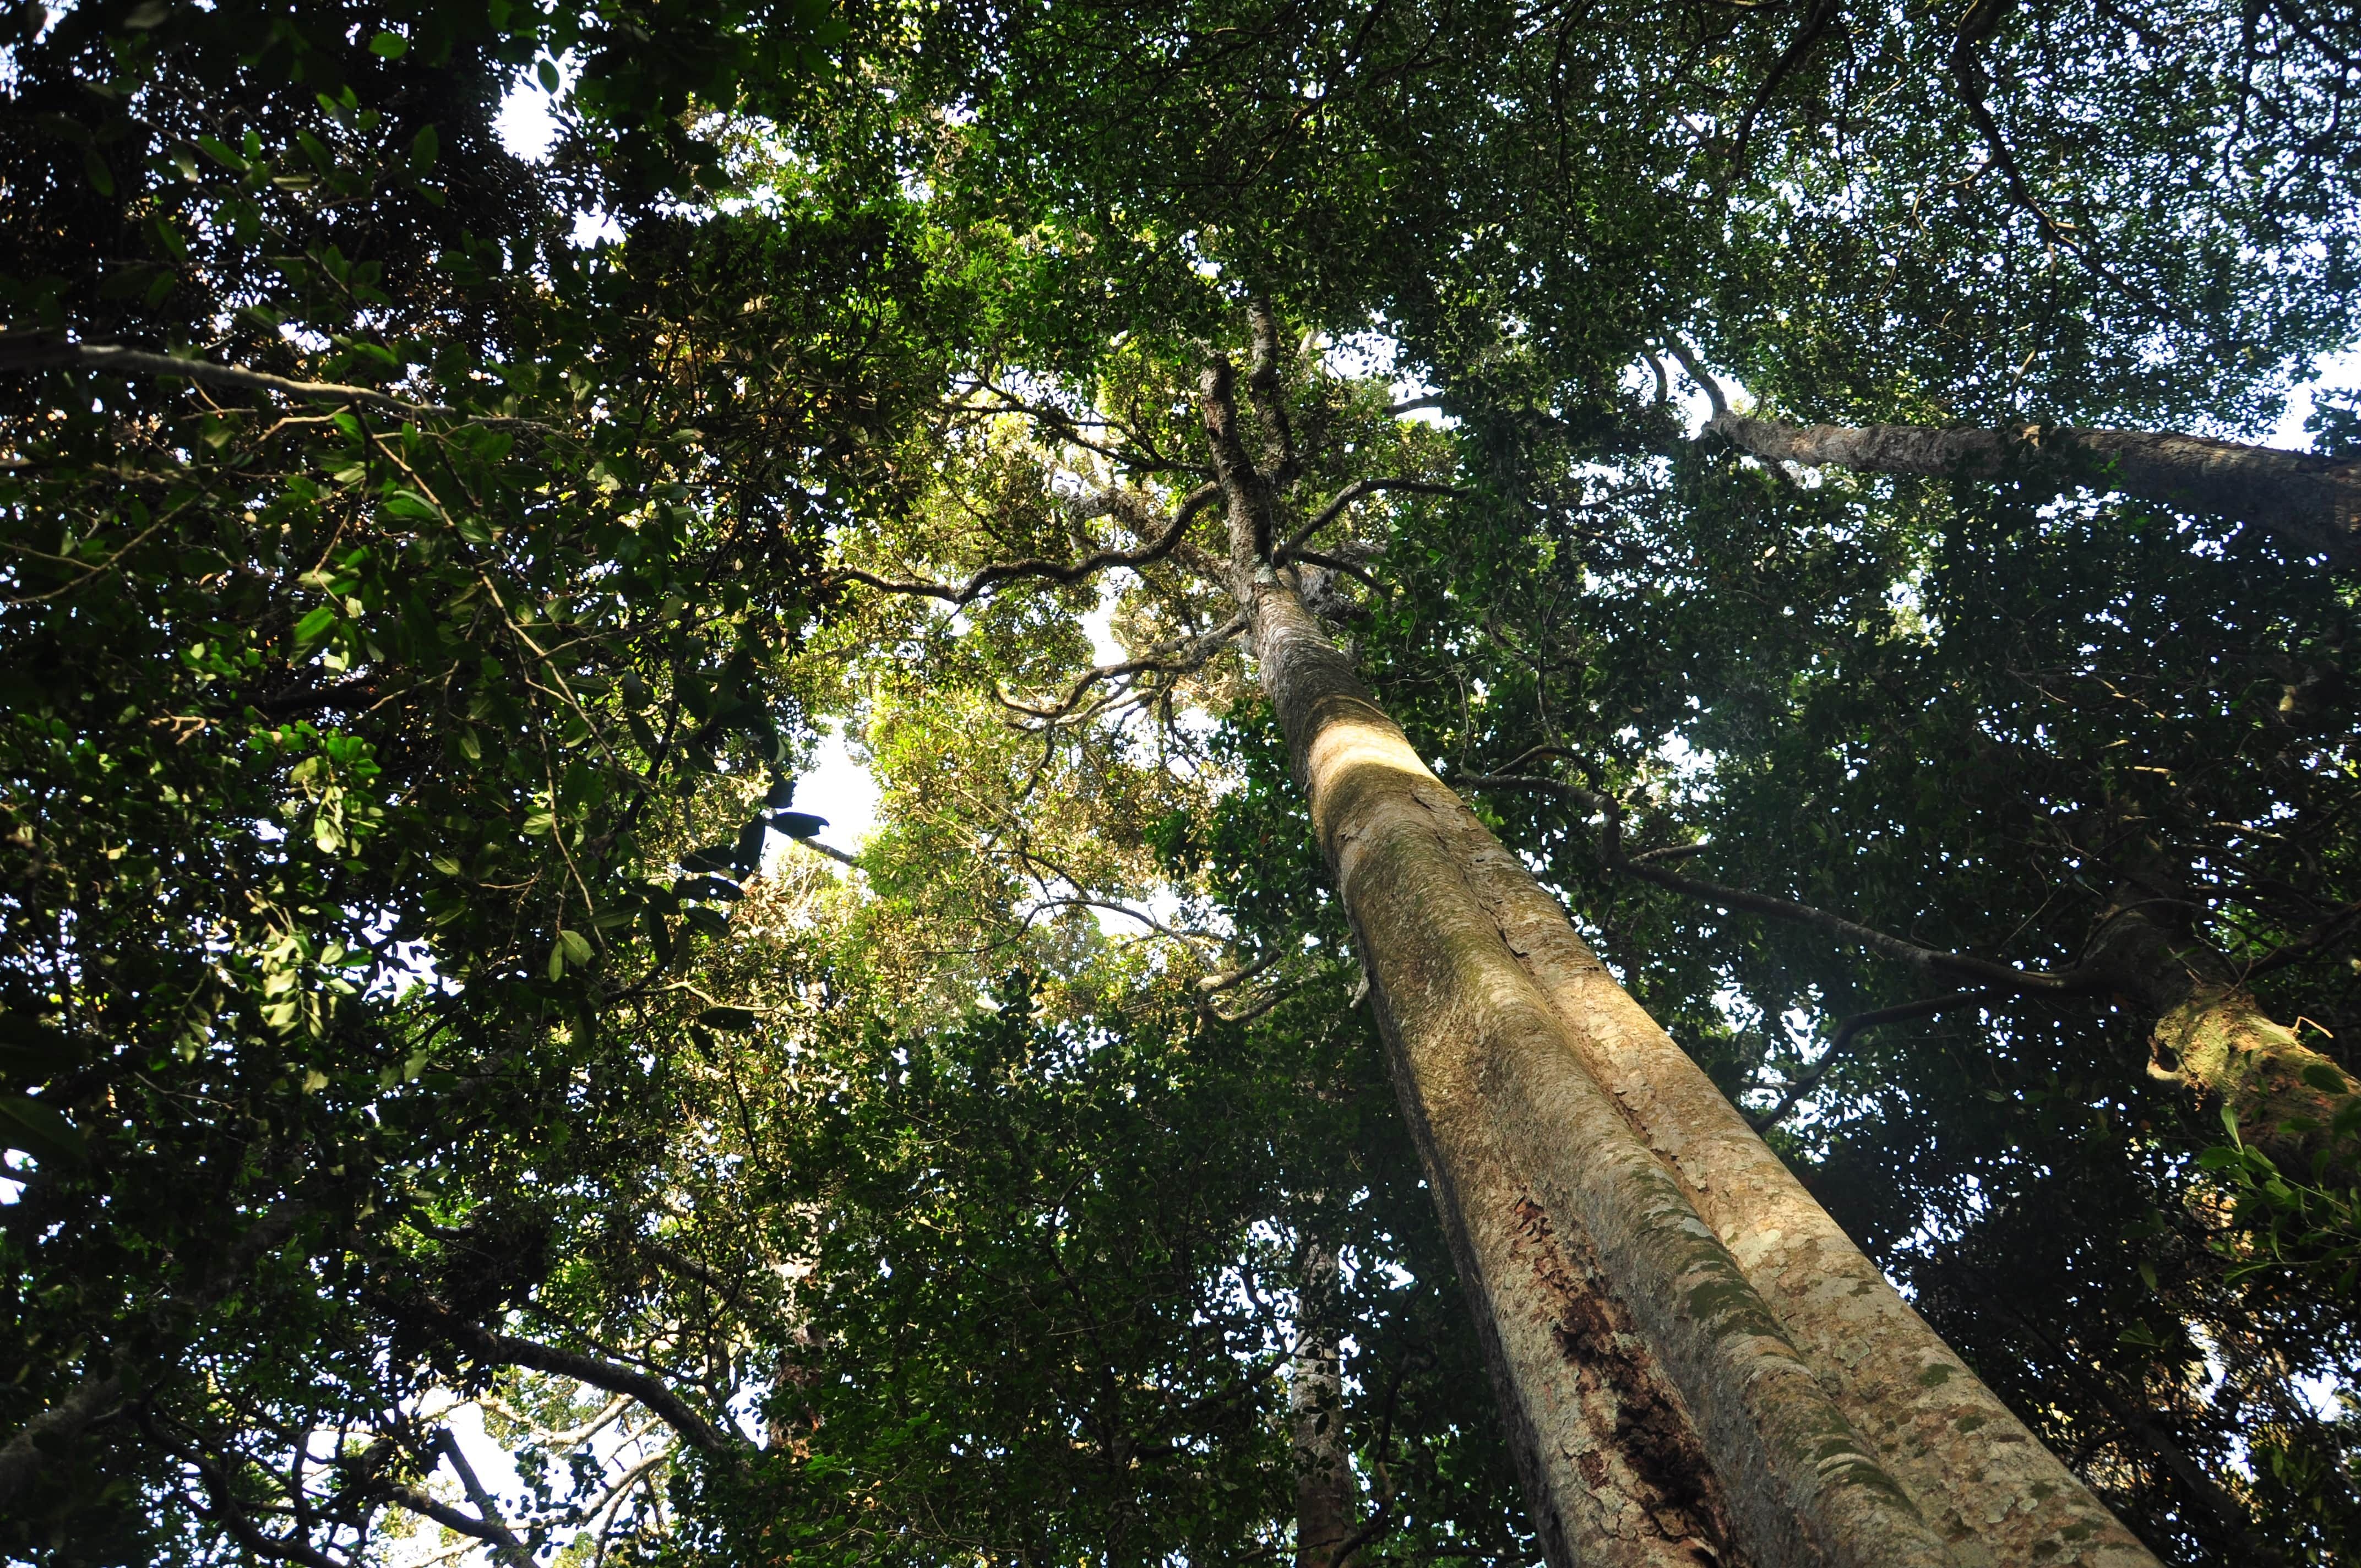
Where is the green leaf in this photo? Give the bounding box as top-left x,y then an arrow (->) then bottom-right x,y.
383,489 -> 441,521
558,928 -> 594,966
0,1096 -> 85,1166
2301,1063 -> 2351,1096
293,605 -> 339,647
369,30 -> 408,58
409,124 -> 440,172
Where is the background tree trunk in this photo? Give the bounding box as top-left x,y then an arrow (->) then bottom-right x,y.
1291,1234 -> 1356,1568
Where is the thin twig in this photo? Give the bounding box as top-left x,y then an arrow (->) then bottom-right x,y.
1456,767 -> 2102,997
836,484 -> 1220,607
0,331 -> 458,419
1272,477 -> 1461,564
1747,989 -> 2002,1131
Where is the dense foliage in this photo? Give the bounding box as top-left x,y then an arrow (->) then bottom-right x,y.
4,0 -> 2359,1564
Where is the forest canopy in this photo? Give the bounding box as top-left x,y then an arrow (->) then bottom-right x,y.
2,1 -> 2359,1565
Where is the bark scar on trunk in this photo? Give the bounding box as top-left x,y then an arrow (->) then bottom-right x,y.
1509,1194 -> 1748,1566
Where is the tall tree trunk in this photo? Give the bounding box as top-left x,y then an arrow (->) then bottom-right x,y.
1199,355 -> 2160,1568
1707,410 -> 2361,566
2088,884 -> 2355,1181
1291,1233 -> 1356,1568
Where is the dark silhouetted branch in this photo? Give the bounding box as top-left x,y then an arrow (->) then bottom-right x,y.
1274,478 -> 1461,565
1749,989 -> 2004,1131
0,330 -> 456,419
835,484 -> 1220,607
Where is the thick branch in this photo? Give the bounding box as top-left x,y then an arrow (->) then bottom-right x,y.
835,484 -> 1220,607
433,1429 -> 535,1568
382,1477 -> 528,1564
1709,410 -> 2361,565
1723,0 -> 1843,185
0,330 -> 456,419
1200,358 -> 1274,579
1274,478 -> 1461,564
1195,949 -> 1285,995
387,1297 -> 740,1460
0,1375 -> 123,1504
1664,338 -> 1729,417
1245,301 -> 1301,487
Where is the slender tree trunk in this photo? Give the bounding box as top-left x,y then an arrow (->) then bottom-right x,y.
1291,1233 -> 1356,1568
2088,886 -> 2355,1180
1707,410 -> 2361,566
1199,354 -> 2160,1568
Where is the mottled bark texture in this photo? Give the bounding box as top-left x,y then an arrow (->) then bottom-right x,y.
1708,410 -> 2361,567
1292,1236 -> 1356,1568
2089,888 -> 2357,1182
1201,356 -> 2159,1568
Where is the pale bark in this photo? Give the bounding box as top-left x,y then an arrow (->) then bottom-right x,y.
1460,853 -> 2153,1564
2089,890 -> 2355,1182
2151,988 -> 2352,1175
1291,1236 -> 1356,1568
1709,410 -> 2361,567
1202,355 -> 2162,1567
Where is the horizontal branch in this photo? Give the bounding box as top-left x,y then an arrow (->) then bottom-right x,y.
836,483 -> 1221,608
993,609 -> 1248,725
383,1295 -> 741,1460
1273,477 -> 1461,564
1709,410 -> 2361,566
2240,898 -> 2361,980
0,330 -> 456,420
1456,768 -> 2100,998
790,835 -> 861,869
1194,949 -> 1283,995
1288,547 -> 1388,595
